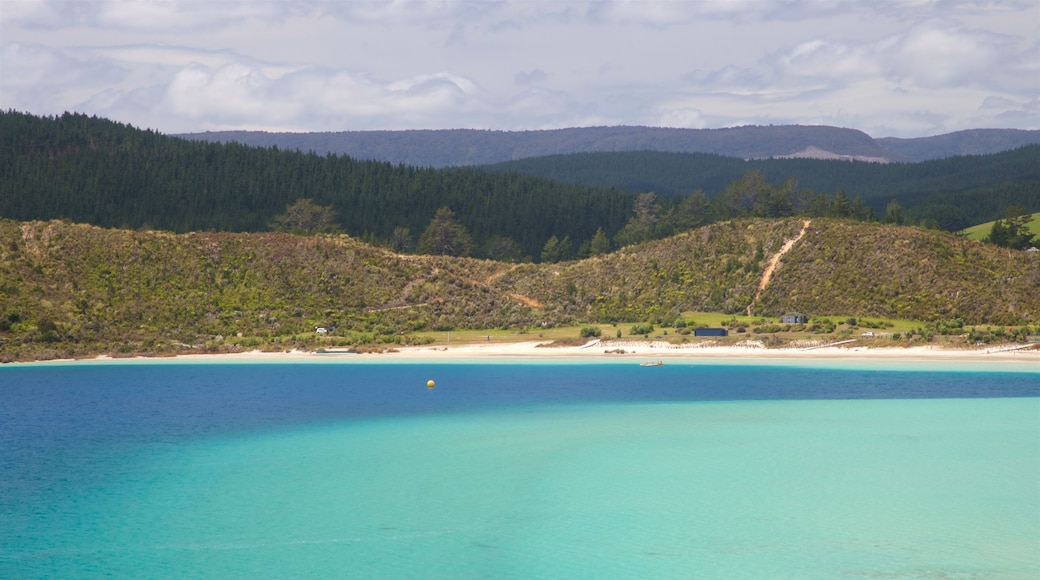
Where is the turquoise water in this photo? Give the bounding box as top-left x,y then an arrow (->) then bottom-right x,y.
2,364 -> 1038,578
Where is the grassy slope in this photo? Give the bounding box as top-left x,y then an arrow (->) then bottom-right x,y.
503,219 -> 1040,325
960,212 -> 1040,241
2,218 -> 1038,361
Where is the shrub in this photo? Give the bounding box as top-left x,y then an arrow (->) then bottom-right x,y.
580,326 -> 602,338
630,323 -> 654,336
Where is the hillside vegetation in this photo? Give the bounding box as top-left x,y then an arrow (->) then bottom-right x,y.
6,111 -> 1036,258
3,218 -> 1037,361
483,147 -> 1040,231
178,125 -> 1040,167
0,111 -> 633,259
961,212 -> 1040,242
877,129 -> 1040,161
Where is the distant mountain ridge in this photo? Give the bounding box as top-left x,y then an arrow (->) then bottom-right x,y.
175,125 -> 1040,167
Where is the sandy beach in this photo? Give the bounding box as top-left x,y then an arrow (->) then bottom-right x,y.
41,338 -> 1034,372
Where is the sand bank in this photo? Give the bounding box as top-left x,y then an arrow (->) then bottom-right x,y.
23,339 -> 1032,372
381,339 -> 1040,370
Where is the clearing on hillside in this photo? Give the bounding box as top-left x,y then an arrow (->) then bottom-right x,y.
960,212 -> 1040,241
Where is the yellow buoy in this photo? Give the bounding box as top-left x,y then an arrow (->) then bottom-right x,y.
427,379 -> 435,388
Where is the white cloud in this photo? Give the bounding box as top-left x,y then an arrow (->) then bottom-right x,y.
515,69 -> 548,86
1,0 -> 1036,136
884,20 -> 1016,88
653,107 -> 707,129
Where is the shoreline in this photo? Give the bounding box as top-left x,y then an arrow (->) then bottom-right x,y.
6,340 -> 1039,372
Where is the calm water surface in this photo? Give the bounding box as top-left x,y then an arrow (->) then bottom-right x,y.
1,363 -> 1038,578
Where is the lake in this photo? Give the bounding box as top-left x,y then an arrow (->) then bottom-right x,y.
1,361 -> 1038,578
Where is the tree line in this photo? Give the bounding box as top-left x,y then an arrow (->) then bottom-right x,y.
1,111 -> 633,260
3,110 -> 1032,264
484,147 -> 1040,231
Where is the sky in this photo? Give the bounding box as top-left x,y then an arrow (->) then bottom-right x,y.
1,0 -> 1038,138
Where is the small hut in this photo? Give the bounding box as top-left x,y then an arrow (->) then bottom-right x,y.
781,313 -> 808,324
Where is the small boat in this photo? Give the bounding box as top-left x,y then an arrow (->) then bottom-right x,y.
640,360 -> 663,367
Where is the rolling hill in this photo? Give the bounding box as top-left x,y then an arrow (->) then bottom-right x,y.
3,217 -> 1038,361
176,125 -> 1040,167
6,111 -> 1038,244
0,111 -> 636,260
960,213 -> 1040,242
482,147 -> 1040,231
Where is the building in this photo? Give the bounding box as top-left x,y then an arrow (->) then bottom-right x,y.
694,328 -> 728,337
781,313 -> 808,324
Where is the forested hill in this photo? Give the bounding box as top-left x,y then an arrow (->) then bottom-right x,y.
2,218 -> 1038,361
0,110 -> 635,260
176,125 -> 1040,167
877,129 -> 1040,161
481,147 -> 1040,231
4,110 -> 1036,256
176,125 -> 883,167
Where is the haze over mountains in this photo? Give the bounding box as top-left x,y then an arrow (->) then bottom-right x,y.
176,125 -> 1040,168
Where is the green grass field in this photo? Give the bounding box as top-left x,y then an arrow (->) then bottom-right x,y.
412,312 -> 948,348
960,212 -> 1040,242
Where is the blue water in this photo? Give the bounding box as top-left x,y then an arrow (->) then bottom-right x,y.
2,363 -> 1038,578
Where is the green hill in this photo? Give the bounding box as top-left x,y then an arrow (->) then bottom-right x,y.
3,218 -> 1037,362
176,125 -> 1040,167
0,111 -> 635,260
961,213 -> 1040,242
482,148 -> 1040,231
177,125 -> 888,167
5,111 -> 1036,257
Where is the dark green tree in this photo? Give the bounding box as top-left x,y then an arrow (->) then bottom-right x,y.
850,195 -> 875,221
884,200 -> 905,225
712,171 -> 770,219
387,226 -> 413,253
540,235 -> 573,263
483,235 -> 523,262
541,236 -> 561,263
587,227 -> 612,256
756,177 -> 798,217
417,207 -> 475,257
270,198 -> 340,235
831,190 -> 851,217
614,192 -> 661,247
986,205 -> 1036,249
661,189 -> 710,234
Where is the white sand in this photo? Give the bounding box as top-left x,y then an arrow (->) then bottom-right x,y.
384,339 -> 1040,369
52,339 -> 1034,372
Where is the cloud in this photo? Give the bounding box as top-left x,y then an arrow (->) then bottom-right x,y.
1,0 -> 1036,136
1,42 -> 128,110
153,63 -> 487,130
652,107 -> 707,129
670,11 -> 1037,135
683,66 -> 770,93
885,20 -> 1019,89
515,69 -> 548,86
754,18 -> 1025,92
